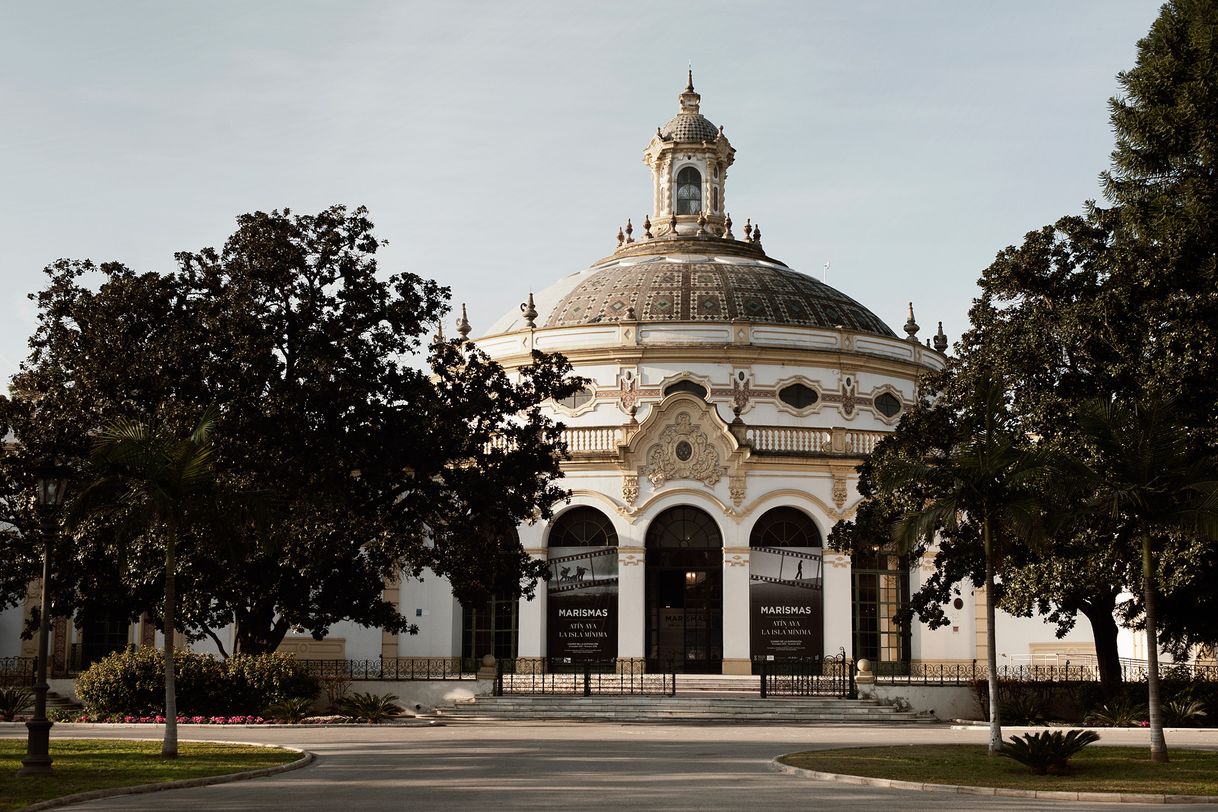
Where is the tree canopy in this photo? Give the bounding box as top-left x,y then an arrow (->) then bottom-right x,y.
0,205 -> 582,655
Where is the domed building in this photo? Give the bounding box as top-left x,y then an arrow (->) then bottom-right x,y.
456,75 -> 963,676
0,75 -> 1100,680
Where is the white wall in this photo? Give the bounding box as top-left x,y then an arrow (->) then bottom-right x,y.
0,604 -> 24,658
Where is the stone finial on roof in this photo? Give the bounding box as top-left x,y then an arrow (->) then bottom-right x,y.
456,303 -> 471,339
743,219 -> 752,242
904,302 -> 920,342
752,223 -> 762,250
696,210 -> 708,236
625,219 -> 635,244
723,213 -> 733,240
643,215 -> 653,239
933,321 -> 948,352
616,226 -> 625,248
520,292 -> 538,329
669,211 -> 678,233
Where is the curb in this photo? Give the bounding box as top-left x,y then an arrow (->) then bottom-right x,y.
770,756 -> 1218,804
19,740 -> 315,812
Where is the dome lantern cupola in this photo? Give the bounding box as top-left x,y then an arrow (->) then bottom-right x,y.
643,71 -> 735,238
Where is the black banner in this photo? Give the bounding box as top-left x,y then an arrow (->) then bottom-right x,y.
548,546 -> 618,661
750,546 -> 823,659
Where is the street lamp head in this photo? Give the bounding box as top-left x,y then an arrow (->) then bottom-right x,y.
33,464 -> 72,507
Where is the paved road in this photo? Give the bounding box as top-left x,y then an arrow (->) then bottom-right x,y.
5,721 -> 1218,810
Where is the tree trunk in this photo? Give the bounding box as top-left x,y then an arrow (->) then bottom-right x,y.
162,529 -> 178,759
1079,593 -> 1123,698
1143,535 -> 1168,763
234,608 -> 291,655
984,519 -> 1002,755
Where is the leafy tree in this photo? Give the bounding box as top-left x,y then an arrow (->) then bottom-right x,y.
71,410 -> 219,758
1061,398 -> 1218,763
0,205 -> 582,656
839,374 -> 1049,755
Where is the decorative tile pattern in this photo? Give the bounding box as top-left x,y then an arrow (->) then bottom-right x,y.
545,261 -> 898,337
659,112 -> 720,142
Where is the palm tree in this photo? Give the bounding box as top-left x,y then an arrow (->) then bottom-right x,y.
71,408 -> 216,759
1067,398 -> 1218,763
880,377 -> 1047,755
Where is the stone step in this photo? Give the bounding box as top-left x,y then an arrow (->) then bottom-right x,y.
438,694 -> 929,724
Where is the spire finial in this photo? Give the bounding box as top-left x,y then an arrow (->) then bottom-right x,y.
520,292 -> 538,329
723,213 -> 733,240
456,303 -> 472,339
616,225 -> 625,248
625,218 -> 635,243
643,215 -> 653,239
904,302 -> 920,341
696,210 -> 708,236
686,65 -> 694,92
933,321 -> 948,352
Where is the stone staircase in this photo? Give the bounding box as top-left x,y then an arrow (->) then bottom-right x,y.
438,675 -> 927,724
46,691 -> 83,713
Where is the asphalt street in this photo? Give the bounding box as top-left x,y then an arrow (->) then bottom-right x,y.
4,721 -> 1218,811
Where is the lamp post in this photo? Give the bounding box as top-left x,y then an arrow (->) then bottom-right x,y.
19,465 -> 70,777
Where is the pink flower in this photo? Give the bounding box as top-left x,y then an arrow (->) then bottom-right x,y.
123,715 -> 135,723
154,715 -> 165,723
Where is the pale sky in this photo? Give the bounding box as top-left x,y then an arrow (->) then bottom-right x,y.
0,1 -> 1161,387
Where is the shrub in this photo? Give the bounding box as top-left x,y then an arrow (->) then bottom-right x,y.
76,646 -> 166,716
76,648 -> 318,717
0,686 -> 33,721
320,674 -> 353,712
1084,697 -> 1146,727
1163,688 -> 1208,727
1000,729 -> 1101,775
338,692 -> 402,723
226,653 -> 319,712
264,696 -> 315,723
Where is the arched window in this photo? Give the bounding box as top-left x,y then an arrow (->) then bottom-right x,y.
675,166 -> 702,215
749,506 -> 822,548
663,379 -> 708,399
646,506 -> 722,549
548,506 -> 617,547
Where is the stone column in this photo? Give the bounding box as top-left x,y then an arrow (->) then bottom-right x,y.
516,549 -> 547,668
823,552 -> 853,657
721,547 -> 751,674
617,546 -> 646,664
380,576 -> 401,660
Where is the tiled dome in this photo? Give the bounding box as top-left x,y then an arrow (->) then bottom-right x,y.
659,112 -> 720,142
541,257 -> 897,337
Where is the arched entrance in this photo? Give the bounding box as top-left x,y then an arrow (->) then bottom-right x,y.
645,506 -> 723,673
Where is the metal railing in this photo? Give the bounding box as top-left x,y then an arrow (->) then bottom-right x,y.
297,658 -> 474,681
871,660 -> 1218,686
0,657 -> 35,686
495,658 -> 677,697
759,650 -> 854,698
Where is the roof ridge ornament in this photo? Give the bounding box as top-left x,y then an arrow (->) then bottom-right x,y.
520,292 -> 538,329
904,302 -> 920,342
456,303 -> 472,339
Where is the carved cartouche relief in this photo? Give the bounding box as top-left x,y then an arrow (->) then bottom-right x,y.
644,412 -> 722,488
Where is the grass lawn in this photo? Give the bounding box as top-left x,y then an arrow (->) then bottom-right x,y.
780,745 -> 1218,796
0,738 -> 299,811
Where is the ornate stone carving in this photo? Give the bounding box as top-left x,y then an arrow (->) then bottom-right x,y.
832,473 -> 848,510
619,369 -> 640,412
619,549 -> 645,567
840,377 -> 857,418
622,474 -> 640,506
729,474 -> 746,506
731,373 -> 753,413
725,552 -> 748,567
827,553 -> 851,569
644,412 -> 722,488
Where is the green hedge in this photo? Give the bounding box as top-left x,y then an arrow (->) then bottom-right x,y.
76,647 -> 318,716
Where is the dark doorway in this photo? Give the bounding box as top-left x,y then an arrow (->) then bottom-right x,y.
645,506 -> 723,673
80,614 -> 130,669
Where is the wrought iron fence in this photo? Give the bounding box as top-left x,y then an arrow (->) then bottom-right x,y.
759,650 -> 854,698
495,658 -> 677,697
0,657 -> 35,686
871,659 -> 1218,686
297,658 -> 474,681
